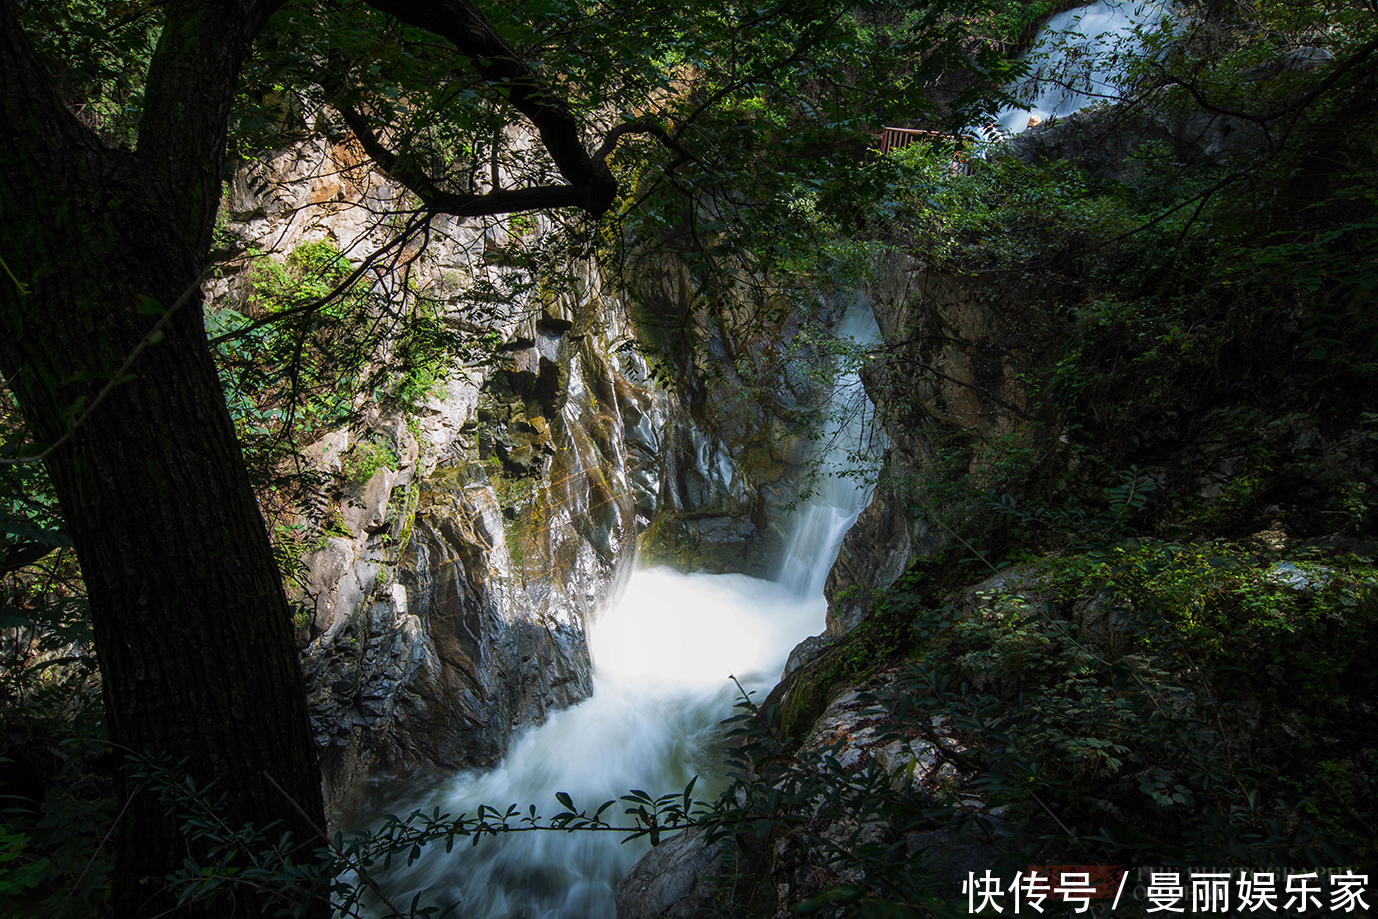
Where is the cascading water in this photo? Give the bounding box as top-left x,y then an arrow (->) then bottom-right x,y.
775,304 -> 888,598
366,303 -> 885,919
992,0 -> 1167,136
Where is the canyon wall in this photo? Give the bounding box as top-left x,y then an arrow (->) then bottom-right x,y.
210,137 -> 820,807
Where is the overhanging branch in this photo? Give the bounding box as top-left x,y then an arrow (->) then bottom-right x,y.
332,100 -> 604,217
362,0 -> 617,215
1,541 -> 57,576
592,119 -> 705,167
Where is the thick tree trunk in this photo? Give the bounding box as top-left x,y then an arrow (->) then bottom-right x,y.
1,2 -> 326,916
5,270 -> 329,919
0,133 -> 330,919
2,0 -> 623,907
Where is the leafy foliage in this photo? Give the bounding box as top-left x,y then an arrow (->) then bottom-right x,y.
12,0 -> 162,146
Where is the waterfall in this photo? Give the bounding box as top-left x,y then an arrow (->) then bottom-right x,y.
365,303 -> 885,919
993,0 -> 1167,136
775,303 -> 887,597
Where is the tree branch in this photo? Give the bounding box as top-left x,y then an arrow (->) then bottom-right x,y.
1,541 -> 56,576
135,0 -> 287,249
363,0 -> 617,215
1150,34 -> 1378,129
331,101 -> 599,217
881,352 -> 1035,421
0,0 -> 106,157
592,119 -> 705,168
208,213 -> 431,345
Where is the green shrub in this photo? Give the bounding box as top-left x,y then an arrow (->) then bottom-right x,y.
340,439 -> 397,489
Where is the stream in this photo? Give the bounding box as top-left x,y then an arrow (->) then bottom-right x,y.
360,3 -> 1167,912
365,306 -> 885,918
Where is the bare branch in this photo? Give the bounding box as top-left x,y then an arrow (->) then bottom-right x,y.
1149,34 -> 1378,128
331,101 -> 600,217
592,119 -> 705,168
1,542 -> 56,576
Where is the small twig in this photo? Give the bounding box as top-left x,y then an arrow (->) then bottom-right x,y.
1316,773 -> 1378,839
208,213 -> 429,345
882,352 -> 1035,421
1,254 -> 29,297
592,119 -> 705,168
54,785 -> 138,919
1028,790 -> 1075,838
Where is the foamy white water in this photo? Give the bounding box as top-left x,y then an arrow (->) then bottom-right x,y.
366,303 -> 884,919
993,0 -> 1168,135
366,571 -> 825,919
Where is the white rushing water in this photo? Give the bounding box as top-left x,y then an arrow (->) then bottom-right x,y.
993,0 -> 1168,136
775,304 -> 888,598
366,304 -> 885,919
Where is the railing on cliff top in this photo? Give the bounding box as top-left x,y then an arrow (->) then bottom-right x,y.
878,126 -> 981,176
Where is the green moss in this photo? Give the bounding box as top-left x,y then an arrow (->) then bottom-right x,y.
341,439 -> 397,489
775,583 -> 939,741
388,480 -> 422,559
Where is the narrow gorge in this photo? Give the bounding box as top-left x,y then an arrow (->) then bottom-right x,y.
4,0 -> 1376,914
194,0 -> 1378,911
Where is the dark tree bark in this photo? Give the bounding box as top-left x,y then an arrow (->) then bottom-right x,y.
0,0 -> 639,914
0,2 -> 325,916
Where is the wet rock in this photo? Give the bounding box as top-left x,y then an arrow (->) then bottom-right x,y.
616,828 -> 722,919
676,424 -> 752,515
824,477 -> 923,636
687,516 -> 757,547
1071,593 -> 1130,655
998,96 -> 1298,180
771,431 -> 813,465
1001,104 -> 1161,182
783,633 -> 838,679
304,582 -> 442,802
954,565 -> 1043,619
300,323 -> 652,805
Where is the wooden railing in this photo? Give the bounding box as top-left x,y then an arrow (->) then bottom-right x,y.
878,126 -> 978,175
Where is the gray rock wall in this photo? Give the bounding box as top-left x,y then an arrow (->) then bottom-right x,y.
813,254 -> 1043,642
212,138 -> 820,809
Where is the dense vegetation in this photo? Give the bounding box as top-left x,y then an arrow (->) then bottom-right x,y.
701,0 -> 1378,910
3,0 -> 1377,915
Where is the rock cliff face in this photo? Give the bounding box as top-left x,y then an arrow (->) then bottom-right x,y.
302,330 -> 644,803
211,138 -> 818,807
816,255 -> 1047,642
625,254 -> 825,578
283,289 -> 658,804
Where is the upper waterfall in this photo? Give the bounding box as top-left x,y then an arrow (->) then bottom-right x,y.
993,0 -> 1168,136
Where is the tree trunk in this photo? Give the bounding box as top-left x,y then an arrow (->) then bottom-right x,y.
2,0 -> 625,908
1,2 -> 326,916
